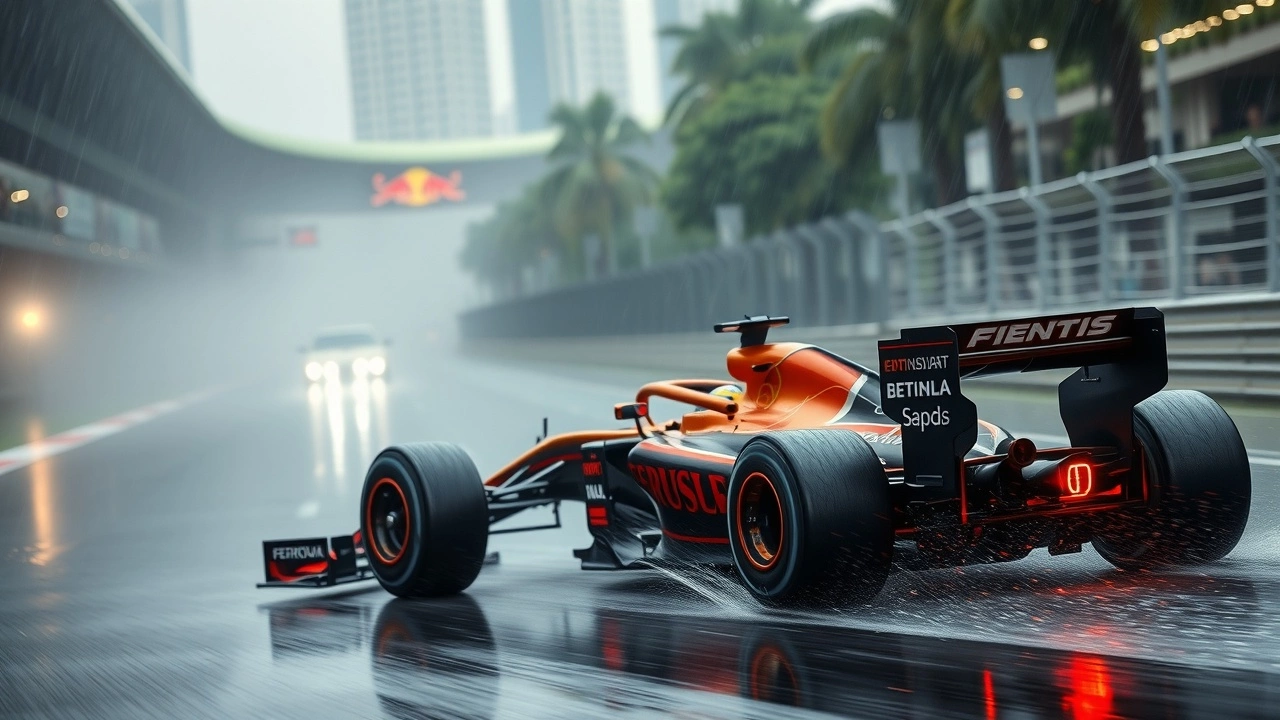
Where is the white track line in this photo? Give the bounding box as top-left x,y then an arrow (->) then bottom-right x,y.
0,388 -> 221,477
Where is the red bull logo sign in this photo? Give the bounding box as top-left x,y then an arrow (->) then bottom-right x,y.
370,167 -> 465,208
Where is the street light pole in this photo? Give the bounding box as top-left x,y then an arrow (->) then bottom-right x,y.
1155,40 -> 1175,156
1001,52 -> 1056,188
1026,121 -> 1043,186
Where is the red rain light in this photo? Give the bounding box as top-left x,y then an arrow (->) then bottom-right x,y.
587,505 -> 609,527
1062,656 -> 1113,720
982,668 -> 997,720
1063,462 -> 1093,498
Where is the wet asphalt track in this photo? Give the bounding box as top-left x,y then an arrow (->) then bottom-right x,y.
3,349 -> 1280,719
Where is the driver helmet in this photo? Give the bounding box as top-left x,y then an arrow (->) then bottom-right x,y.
708,383 -> 744,405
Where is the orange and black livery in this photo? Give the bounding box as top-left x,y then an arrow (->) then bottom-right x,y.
259,308 -> 1252,607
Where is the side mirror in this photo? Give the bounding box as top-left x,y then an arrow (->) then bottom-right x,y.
297,345 -> 309,353
614,402 -> 648,421
383,337 -> 393,346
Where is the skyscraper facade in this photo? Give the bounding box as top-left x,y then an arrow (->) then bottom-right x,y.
345,0 -> 494,141
125,0 -> 192,74
507,0 -> 552,133
539,0 -> 632,113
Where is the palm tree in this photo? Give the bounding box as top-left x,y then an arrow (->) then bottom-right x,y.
461,189 -> 558,297
1049,0 -> 1210,165
943,0 -> 1037,192
662,0 -> 815,127
541,92 -> 660,278
800,1 -> 978,206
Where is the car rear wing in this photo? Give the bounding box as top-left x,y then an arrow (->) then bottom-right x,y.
877,307 -> 1167,503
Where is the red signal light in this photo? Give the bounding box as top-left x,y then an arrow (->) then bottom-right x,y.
587,505 -> 609,527
1063,462 -> 1093,498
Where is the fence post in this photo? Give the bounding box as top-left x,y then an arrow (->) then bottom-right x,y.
1242,137 -> 1280,292
1021,187 -> 1053,310
925,210 -> 957,314
847,211 -> 887,325
779,231 -> 806,324
750,238 -> 777,316
728,246 -> 751,317
968,199 -> 1000,314
741,240 -> 763,313
820,217 -> 856,325
890,220 -> 920,318
1079,171 -> 1113,303
795,225 -> 831,326
696,248 -> 716,324
682,261 -> 701,332
1149,156 -> 1186,301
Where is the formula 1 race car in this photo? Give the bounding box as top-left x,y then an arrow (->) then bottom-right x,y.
259,307 -> 1252,607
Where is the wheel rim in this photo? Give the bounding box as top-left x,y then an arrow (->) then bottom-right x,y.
368,477 -> 411,565
737,471 -> 784,571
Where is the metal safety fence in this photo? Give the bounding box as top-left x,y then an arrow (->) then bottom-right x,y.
461,133 -> 1280,339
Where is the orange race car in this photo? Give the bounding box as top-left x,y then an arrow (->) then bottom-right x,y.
259,308 -> 1252,607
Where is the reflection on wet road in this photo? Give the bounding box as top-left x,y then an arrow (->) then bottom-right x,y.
2,352 -> 1280,718
307,376 -> 390,500
262,572 -> 1280,720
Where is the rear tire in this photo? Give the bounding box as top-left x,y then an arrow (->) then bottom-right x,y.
727,430 -> 893,607
361,442 -> 489,597
1092,390 -> 1251,570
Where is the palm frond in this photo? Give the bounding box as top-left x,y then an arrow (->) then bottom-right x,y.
799,8 -> 892,71
610,116 -> 650,148
818,50 -> 883,164
584,92 -> 617,143
663,81 -> 709,127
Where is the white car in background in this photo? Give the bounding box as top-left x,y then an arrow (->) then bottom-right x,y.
302,325 -> 390,382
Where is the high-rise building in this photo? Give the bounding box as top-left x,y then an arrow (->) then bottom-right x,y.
510,0 -> 666,130
345,0 -> 494,141
507,0 -> 552,133
125,0 -> 191,74
539,0 -> 632,114
654,0 -> 736,106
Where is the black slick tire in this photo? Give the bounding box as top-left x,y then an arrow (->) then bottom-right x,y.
360,442 -> 489,597
1092,390 -> 1251,570
727,429 -> 893,607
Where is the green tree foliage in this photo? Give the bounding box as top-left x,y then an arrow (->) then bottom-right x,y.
541,92 -> 660,277
662,0 -> 816,127
462,93 -> 656,291
459,186 -> 559,298
1046,0 -> 1211,165
800,1 -> 979,206
662,69 -> 884,237
1063,108 -> 1113,174
942,0 -> 1049,192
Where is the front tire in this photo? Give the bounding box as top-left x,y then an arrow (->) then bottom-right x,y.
361,442 -> 489,597
727,430 -> 893,607
372,596 -> 498,720
1092,390 -> 1251,570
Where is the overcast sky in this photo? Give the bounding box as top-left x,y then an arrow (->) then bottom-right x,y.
186,0 -> 878,143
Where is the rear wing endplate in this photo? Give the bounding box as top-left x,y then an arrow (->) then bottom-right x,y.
877,307 -> 1167,501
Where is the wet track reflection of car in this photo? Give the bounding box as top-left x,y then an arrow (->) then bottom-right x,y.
262,580 -> 1280,720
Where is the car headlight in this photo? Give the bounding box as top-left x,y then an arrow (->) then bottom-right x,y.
353,357 -> 369,376
369,355 -> 386,376
304,361 -> 323,382
323,361 -> 339,380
